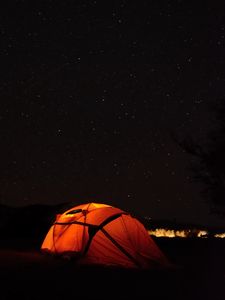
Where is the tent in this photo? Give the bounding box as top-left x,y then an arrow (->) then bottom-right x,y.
41,202 -> 168,269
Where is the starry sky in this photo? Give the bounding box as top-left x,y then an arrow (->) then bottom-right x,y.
1,1 -> 225,226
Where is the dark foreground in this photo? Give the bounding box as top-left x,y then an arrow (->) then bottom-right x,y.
0,238 -> 224,300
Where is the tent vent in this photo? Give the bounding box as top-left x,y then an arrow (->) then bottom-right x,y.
66,209 -> 83,215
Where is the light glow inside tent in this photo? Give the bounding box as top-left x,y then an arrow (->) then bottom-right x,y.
41,202 -> 169,269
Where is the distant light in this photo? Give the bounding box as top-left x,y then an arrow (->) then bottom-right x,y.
197,230 -> 208,238
148,228 -> 210,238
214,233 -> 225,238
148,229 -> 188,238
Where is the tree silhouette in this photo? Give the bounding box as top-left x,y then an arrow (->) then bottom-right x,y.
173,99 -> 225,216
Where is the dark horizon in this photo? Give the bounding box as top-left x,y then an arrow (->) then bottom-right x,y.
1,196 -> 225,229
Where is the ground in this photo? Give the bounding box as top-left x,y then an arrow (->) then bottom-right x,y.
0,238 -> 224,300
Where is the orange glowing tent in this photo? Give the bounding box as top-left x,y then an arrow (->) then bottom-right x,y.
41,203 -> 168,269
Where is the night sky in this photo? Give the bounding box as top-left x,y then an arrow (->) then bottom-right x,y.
1,1 -> 225,226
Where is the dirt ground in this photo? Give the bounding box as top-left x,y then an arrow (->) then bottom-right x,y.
0,238 -> 224,300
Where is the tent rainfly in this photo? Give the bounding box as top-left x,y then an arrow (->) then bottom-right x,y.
41,203 -> 169,269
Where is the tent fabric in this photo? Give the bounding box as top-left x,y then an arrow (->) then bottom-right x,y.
41,203 -> 168,269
